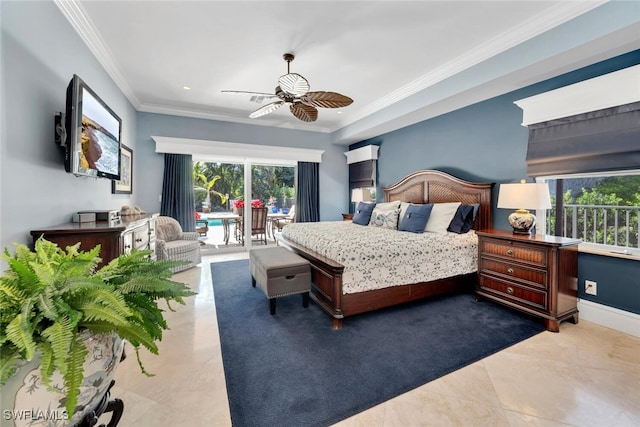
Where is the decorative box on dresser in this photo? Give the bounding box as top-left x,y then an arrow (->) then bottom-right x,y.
30,213 -> 158,267
476,229 -> 581,332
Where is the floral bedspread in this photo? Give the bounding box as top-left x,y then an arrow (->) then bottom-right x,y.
281,221 -> 478,294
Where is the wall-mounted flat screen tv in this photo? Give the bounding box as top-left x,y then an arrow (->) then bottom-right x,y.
63,74 -> 121,180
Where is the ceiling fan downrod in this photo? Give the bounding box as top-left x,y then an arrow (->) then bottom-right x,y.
283,53 -> 295,73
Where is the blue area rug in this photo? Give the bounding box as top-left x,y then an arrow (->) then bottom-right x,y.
211,259 -> 544,427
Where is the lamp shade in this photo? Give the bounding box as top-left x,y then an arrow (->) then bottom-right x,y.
351,188 -> 371,203
498,181 -> 551,234
497,182 -> 551,210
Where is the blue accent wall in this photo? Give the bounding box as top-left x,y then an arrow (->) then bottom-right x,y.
351,50 -> 640,315
578,254 -> 640,314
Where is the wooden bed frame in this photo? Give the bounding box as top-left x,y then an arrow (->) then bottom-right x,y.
277,170 -> 494,329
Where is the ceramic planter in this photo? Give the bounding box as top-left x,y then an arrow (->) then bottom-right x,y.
1,331 -> 125,427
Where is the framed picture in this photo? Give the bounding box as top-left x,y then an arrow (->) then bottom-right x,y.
112,144 -> 133,194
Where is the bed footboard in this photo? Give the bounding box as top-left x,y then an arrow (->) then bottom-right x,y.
276,235 -> 345,329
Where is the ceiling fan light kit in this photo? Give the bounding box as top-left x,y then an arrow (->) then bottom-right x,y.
223,53 -> 353,122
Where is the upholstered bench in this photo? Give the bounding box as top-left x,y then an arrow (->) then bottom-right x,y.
249,247 -> 311,315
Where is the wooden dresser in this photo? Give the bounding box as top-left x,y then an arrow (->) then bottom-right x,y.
31,214 -> 158,267
476,229 -> 581,332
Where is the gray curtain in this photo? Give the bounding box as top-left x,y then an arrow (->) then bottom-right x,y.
296,162 -> 319,222
526,101 -> 640,176
160,153 -> 196,231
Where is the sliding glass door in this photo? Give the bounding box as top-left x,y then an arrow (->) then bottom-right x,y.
194,161 -> 245,250
251,164 -> 296,245
194,160 -> 295,251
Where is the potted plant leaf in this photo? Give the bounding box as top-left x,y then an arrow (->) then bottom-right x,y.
0,237 -> 196,426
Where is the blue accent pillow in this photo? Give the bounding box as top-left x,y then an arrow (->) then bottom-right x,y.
448,204 -> 479,234
352,202 -> 376,225
399,204 -> 433,233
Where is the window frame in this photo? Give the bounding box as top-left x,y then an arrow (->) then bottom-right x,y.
536,169 -> 640,261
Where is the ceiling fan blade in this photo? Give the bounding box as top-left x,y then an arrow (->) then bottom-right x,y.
249,101 -> 284,118
290,102 -> 318,122
302,91 -> 354,108
278,73 -> 310,96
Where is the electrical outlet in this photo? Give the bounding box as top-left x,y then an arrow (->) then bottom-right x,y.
585,280 -> 597,296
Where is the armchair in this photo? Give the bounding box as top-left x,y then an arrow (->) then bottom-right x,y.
155,216 -> 202,273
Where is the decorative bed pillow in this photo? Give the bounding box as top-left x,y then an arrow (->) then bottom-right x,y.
352,202 -> 376,225
369,200 -> 401,229
448,204 -> 480,234
369,208 -> 400,229
375,201 -> 401,211
399,203 -> 433,233
424,202 -> 461,234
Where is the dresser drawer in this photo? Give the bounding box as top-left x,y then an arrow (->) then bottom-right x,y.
480,238 -> 548,267
479,258 -> 547,290
132,225 -> 150,250
479,275 -> 547,311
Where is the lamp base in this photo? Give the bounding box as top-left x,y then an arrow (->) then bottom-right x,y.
508,209 -> 536,235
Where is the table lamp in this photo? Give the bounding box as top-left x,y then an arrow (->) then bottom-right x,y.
351,188 -> 371,212
497,180 -> 551,234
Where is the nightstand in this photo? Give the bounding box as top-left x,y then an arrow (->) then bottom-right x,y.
342,213 -> 354,221
475,229 -> 581,332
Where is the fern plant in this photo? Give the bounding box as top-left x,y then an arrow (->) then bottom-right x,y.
0,237 -> 196,418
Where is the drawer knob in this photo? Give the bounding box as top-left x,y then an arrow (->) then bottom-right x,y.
506,249 -> 514,256
507,268 -> 514,275
507,287 -> 514,295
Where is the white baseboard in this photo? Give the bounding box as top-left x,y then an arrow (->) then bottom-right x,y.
577,299 -> 640,338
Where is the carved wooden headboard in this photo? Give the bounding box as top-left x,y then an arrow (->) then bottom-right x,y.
383,170 -> 494,230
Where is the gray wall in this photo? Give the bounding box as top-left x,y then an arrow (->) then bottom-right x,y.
135,112 -> 346,222
0,0 -> 347,258
1,1 -> 139,252
351,50 -> 640,315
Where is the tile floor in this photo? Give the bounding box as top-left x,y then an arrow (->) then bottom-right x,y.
106,252 -> 640,427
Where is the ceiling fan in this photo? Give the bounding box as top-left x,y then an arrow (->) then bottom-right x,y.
222,53 -> 353,122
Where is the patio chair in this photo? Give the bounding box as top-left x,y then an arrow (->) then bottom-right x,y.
236,207 -> 269,245
195,219 -> 209,236
274,205 -> 296,233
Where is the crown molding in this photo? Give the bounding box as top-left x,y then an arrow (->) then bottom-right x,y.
56,0 -> 607,136
54,0 -> 141,109
343,0 -> 608,127
137,102 -> 333,133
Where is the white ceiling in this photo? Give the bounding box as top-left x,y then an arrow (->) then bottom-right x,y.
56,1 -> 637,145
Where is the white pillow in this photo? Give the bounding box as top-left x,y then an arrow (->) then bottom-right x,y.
399,202 -> 411,221
424,202 -> 461,234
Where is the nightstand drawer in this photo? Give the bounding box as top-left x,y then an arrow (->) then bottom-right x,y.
479,275 -> 547,311
479,258 -> 547,289
480,238 -> 547,267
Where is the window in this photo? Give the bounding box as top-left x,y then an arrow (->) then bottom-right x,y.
541,172 -> 640,255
